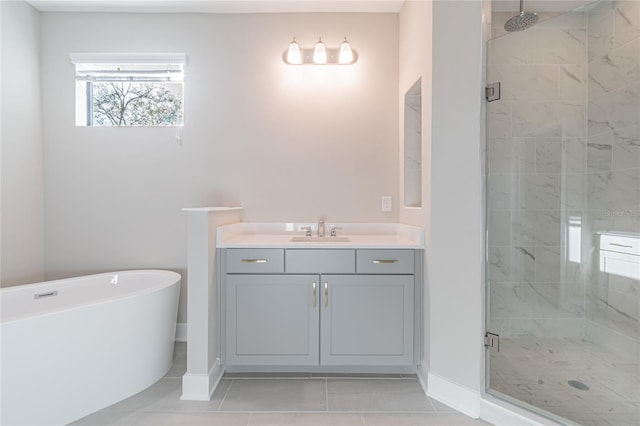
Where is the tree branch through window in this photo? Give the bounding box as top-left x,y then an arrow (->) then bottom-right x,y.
91,82 -> 183,126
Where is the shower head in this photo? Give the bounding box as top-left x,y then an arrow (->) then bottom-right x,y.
504,11 -> 539,32
504,0 -> 539,32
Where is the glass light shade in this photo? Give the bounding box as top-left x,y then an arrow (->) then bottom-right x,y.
287,38 -> 302,64
338,38 -> 353,64
313,38 -> 327,64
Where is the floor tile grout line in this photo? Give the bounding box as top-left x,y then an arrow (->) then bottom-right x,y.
325,377 -> 329,412
210,410 -> 444,414
223,377 -> 419,380
132,408 -> 446,414
425,395 -> 438,412
217,378 -> 234,412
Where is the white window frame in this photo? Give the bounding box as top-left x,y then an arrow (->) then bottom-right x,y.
70,53 -> 187,127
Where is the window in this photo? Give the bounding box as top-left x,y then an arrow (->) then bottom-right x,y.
71,53 -> 185,127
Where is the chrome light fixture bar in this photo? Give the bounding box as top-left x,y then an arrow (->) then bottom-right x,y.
284,36 -> 357,65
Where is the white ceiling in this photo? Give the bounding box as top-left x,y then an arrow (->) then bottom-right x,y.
26,0 -> 597,14
26,0 -> 405,13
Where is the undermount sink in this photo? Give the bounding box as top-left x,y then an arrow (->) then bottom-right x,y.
291,236 -> 351,242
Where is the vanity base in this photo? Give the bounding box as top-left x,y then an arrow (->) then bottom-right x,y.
223,365 -> 419,375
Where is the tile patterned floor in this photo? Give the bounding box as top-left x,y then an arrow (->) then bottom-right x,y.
489,337 -> 640,426
71,343 -> 488,426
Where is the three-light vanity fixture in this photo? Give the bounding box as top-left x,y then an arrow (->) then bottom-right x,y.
284,37 -> 357,65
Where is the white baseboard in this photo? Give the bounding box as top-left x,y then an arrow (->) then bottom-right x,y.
175,323 -> 187,342
180,359 -> 224,401
426,373 -> 481,418
425,372 -> 565,425
480,396 -> 561,426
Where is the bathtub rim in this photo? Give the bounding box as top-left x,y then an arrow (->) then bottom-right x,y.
1,269 -> 181,324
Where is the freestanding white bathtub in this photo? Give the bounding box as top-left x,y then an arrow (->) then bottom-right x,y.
0,270 -> 181,426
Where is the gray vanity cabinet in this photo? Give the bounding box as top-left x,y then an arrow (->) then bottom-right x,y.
223,248 -> 417,370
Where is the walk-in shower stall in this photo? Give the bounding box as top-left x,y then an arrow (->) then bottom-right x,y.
485,1 -> 640,425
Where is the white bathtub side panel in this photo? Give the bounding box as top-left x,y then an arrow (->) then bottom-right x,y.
0,282 -> 179,426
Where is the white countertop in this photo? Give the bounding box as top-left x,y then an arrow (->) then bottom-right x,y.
216,222 -> 424,249
182,206 -> 243,212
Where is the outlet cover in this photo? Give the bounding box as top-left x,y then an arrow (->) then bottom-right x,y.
381,196 -> 392,212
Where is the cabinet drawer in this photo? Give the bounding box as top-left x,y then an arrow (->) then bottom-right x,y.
356,250 -> 414,274
226,249 -> 285,273
599,233 -> 640,256
286,249 -> 355,273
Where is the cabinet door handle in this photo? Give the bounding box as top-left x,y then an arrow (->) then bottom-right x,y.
324,282 -> 328,308
372,259 -> 399,264
241,259 -> 268,263
312,282 -> 317,308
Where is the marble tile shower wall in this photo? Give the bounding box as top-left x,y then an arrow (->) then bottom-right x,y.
487,1 -> 640,342
584,0 -> 640,344
487,11 -> 589,338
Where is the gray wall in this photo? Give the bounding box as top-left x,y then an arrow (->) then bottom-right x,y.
1,1 -> 45,286
38,12 -> 399,322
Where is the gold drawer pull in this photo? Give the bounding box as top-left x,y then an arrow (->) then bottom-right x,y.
241,259 -> 268,263
372,259 -> 399,264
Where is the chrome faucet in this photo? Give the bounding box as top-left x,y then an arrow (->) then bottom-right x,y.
317,220 -> 325,237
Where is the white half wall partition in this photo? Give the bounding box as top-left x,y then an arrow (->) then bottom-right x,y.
181,206 -> 243,401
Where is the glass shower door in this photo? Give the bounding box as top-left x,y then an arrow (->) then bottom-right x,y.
485,2 -> 640,425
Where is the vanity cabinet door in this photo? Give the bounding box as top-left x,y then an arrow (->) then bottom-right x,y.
320,275 -> 414,366
226,274 -> 320,365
